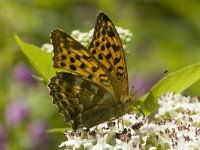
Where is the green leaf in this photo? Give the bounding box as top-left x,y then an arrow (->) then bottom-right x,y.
14,34 -> 55,84
139,63 -> 200,115
47,127 -> 71,133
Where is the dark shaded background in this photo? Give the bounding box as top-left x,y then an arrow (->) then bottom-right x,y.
1,0 -> 200,149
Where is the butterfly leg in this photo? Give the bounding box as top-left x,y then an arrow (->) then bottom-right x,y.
116,117 -> 124,131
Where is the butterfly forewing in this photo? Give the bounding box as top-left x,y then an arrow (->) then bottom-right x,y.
51,28 -> 115,97
88,12 -> 129,100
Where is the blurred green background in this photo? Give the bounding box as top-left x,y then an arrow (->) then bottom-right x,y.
1,0 -> 200,149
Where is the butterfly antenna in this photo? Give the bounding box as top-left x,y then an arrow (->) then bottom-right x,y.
133,103 -> 145,118
130,85 -> 134,97
130,84 -> 145,117
130,70 -> 168,118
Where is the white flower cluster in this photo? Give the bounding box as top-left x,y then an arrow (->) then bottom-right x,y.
156,93 -> 200,120
71,26 -> 133,53
71,29 -> 94,48
59,93 -> 200,150
41,26 -> 133,53
59,114 -> 145,150
116,27 -> 133,53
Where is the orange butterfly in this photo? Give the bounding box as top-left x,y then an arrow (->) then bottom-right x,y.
48,12 -> 134,129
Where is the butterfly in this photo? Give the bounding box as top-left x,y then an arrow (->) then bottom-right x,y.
48,12 -> 134,129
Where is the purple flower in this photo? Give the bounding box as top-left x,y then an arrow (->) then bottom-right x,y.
29,121 -> 50,148
0,124 -> 6,150
0,124 -> 6,144
13,63 -> 37,85
131,73 -> 162,98
130,75 -> 150,98
5,101 -> 28,125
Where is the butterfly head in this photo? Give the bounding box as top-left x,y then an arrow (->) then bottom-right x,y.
123,94 -> 134,101
119,94 -> 135,115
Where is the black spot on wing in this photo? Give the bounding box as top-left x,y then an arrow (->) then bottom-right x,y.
98,53 -> 103,60
116,66 -> 125,80
101,45 -> 105,51
61,55 -> 67,60
106,42 -> 111,49
92,49 -> 97,55
69,65 -> 77,71
106,53 -> 112,59
95,41 -> 100,47
108,66 -> 113,72
99,74 -> 110,86
88,74 -> 93,79
92,67 -> 99,72
108,29 -> 115,37
82,54 -> 90,60
80,63 -> 86,69
114,57 -> 121,65
112,45 -> 120,52
97,33 -> 100,38
70,57 -> 75,63
102,29 -> 106,35
61,62 -> 66,67
75,54 -> 81,60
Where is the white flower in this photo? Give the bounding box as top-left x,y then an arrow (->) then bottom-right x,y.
41,43 -> 53,53
91,134 -> 113,150
149,147 -> 157,150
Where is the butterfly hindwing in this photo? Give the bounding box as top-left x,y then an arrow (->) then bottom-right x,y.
48,72 -> 120,129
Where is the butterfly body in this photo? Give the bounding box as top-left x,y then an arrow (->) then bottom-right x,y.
48,12 -> 134,129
